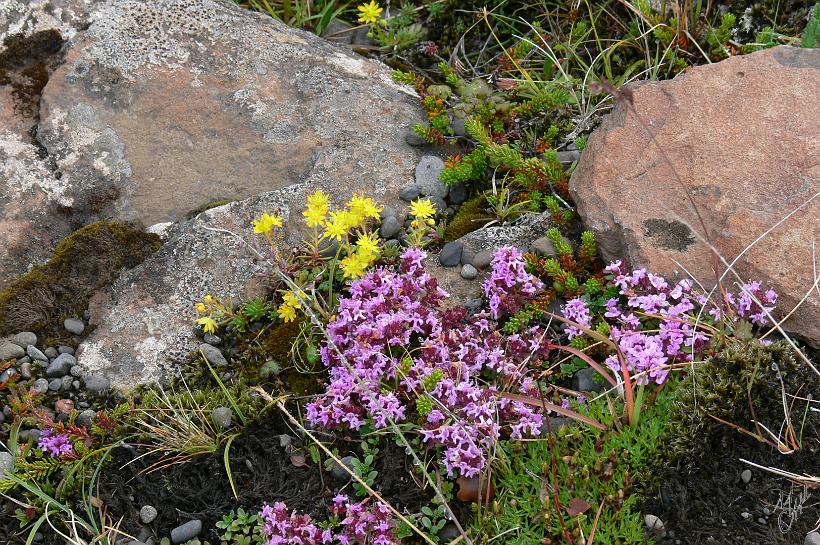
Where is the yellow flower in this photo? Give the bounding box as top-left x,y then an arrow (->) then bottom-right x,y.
196,316 -> 218,334
282,290 -> 305,310
357,0 -> 383,24
356,231 -> 380,257
340,254 -> 368,279
278,303 -> 297,323
204,295 -> 213,304
252,212 -> 283,235
409,198 -> 436,220
324,210 -> 353,241
195,302 -> 206,313
303,206 -> 327,228
347,194 -> 383,222
307,190 -> 330,213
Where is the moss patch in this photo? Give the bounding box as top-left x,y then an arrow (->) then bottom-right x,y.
443,194 -> 490,242
0,221 -> 161,342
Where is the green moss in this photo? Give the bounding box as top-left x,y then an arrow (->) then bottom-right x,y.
0,221 -> 161,342
185,199 -> 234,220
663,341 -> 819,468
471,385 -> 678,544
443,194 -> 490,242
259,319 -> 303,363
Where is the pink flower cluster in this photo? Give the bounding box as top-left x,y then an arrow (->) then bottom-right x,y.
38,428 -> 74,457
483,246 -> 543,319
307,247 -> 548,477
259,497 -> 397,545
710,281 -> 777,325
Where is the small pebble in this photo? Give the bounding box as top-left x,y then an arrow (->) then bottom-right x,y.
472,249 -> 494,270
70,365 -> 84,378
740,511 -> 752,520
644,514 -> 666,538
20,362 -> 32,379
529,236 -> 557,257
32,378 -> 49,394
460,264 -> 479,280
0,451 -> 13,478
0,341 -> 25,360
46,353 -> 76,378
415,156 -> 448,198
55,399 -> 74,414
448,182 -> 467,204
757,518 -> 766,525
170,519 -> 202,544
379,216 -> 402,239
77,409 -> 96,427
198,343 -> 228,367
740,469 -> 752,484
45,347 -> 59,358
84,375 -> 111,395
16,356 -> 30,365
72,380 -> 81,390
26,345 -> 47,362
57,346 -> 74,355
48,378 -> 63,392
399,185 -> 421,202
64,318 -> 85,335
203,333 -> 221,346
438,241 -> 463,267
139,505 -> 158,524
330,455 -> 356,482
427,196 -> 447,216
211,407 -> 233,429
805,531 -> 820,545
61,375 -> 73,391
404,129 -> 427,147
12,332 -> 37,348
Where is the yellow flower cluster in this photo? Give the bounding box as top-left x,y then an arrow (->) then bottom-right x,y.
321,193 -> 382,242
252,212 -> 283,235
195,294 -> 218,334
278,289 -> 305,323
340,231 -> 380,279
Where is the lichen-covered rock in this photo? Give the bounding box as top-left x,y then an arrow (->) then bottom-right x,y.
570,46 -> 819,344
36,0 -> 424,225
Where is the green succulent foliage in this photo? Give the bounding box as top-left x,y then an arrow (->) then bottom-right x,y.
350,439 -> 380,497
216,508 -> 265,545
706,13 -> 736,58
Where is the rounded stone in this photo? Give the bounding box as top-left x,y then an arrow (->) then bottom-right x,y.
77,409 -> 96,427
61,375 -> 73,391
48,378 -> 63,391
572,367 -> 606,393
379,216 -> 402,239
448,182 -> 467,205
139,505 -> 158,524
438,241 -> 463,267
330,455 -> 356,482
472,249 -> 494,270
203,333 -> 221,346
399,185 -> 422,202
170,520 -> 202,544
415,156 -> 448,198
64,318 -> 86,335
70,365 -> 84,378
460,264 -> 479,280
740,469 -> 752,484
32,378 -> 49,394
55,399 -> 75,414
805,531 -> 820,545
44,347 -> 59,359
84,375 -> 112,395
57,346 -> 74,355
198,343 -> 228,367
46,353 -> 76,378
20,362 -> 32,379
645,514 -> 666,537
12,332 -> 37,348
404,130 -> 427,147
26,345 -> 48,362
529,236 -> 557,257
211,406 -> 233,429
427,196 -> 447,216
0,341 -> 25,361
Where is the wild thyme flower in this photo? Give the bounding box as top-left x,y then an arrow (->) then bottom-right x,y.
562,298 -> 591,339
483,246 -> 544,319
260,502 -> 330,545
331,495 -> 397,545
38,428 -> 74,457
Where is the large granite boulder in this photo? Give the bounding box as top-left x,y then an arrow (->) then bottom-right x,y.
570,46 -> 819,344
54,0 -> 427,386
1,0 -> 424,292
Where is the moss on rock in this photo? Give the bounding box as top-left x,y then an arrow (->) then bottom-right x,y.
443,194 -> 489,242
0,221 -> 161,342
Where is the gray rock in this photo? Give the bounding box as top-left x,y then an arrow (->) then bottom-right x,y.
72,380 -> 81,389
211,407 -> 233,429
18,429 -> 41,444
139,505 -> 158,525
17,356 -> 31,365
438,242 -> 463,267
557,150 -> 581,164
472,249 -> 494,270
461,247 -> 476,266
460,264 -> 479,280
379,205 -> 398,221
451,117 -> 467,137
405,130 -> 428,147
26,345 -> 48,362
203,334 -> 221,346
46,353 -> 76,377
530,237 -> 557,257
572,367 -> 606,393
61,375 -> 73,391
415,156 -> 448,198
198,343 -> 228,367
448,182 -> 467,204
399,185 -> 422,202
20,362 -> 32,379
330,455 -> 356,482
427,196 -> 447,216
44,347 -> 58,359
0,341 -> 25,361
379,216 -> 402,239
740,469 -> 752,484
71,365 -> 84,378
77,409 -> 97,427
32,379 -> 50,394
644,514 -> 666,538
48,378 -> 63,391
318,238 -> 340,258
57,346 -> 74,355
170,520 -> 202,544
805,532 -> 820,545
0,452 -> 13,479
12,332 -> 37,348
0,368 -> 15,383
84,375 -> 111,395
64,318 -> 85,335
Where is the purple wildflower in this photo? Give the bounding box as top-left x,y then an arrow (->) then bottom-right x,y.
259,502 -> 331,545
331,495 -> 398,545
562,298 -> 591,339
483,247 -> 543,319
38,428 -> 74,457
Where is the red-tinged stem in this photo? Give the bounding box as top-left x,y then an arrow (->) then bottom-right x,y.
547,343 -> 618,388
